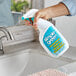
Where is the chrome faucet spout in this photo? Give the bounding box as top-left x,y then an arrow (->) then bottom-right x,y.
0,27 -> 13,55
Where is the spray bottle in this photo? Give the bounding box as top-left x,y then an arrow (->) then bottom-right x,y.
21,9 -> 69,58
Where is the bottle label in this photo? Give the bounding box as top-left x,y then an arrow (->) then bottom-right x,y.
43,26 -> 66,56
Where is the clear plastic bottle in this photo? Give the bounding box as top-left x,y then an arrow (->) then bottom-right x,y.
22,9 -> 69,58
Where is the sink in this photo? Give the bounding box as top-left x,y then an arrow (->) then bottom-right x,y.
19,53 -> 69,76
0,41 -> 73,76
0,50 -> 29,76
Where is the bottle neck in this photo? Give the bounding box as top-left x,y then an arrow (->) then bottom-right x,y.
37,19 -> 51,32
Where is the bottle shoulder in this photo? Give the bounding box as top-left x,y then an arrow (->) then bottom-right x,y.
37,19 -> 53,32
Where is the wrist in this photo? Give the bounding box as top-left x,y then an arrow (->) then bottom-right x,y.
46,7 -> 56,18
43,7 -> 54,19
46,3 -> 70,18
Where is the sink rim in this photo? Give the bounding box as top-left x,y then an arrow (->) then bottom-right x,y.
0,49 -> 31,60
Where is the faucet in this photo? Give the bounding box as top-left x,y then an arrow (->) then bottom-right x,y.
0,27 -> 13,55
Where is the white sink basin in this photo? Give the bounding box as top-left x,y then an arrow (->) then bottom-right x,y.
0,50 -> 29,76
1,42 -> 72,76
20,53 -> 69,76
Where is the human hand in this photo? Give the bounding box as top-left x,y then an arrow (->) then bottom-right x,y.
25,8 -> 51,30
34,8 -> 51,26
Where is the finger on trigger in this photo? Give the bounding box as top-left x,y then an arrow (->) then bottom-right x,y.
34,12 -> 41,25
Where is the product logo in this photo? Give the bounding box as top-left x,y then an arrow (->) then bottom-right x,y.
44,31 -> 56,44
43,26 -> 65,56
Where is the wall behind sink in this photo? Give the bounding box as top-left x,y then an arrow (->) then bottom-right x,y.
44,0 -> 76,47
